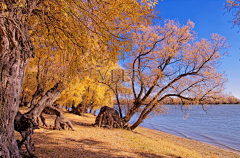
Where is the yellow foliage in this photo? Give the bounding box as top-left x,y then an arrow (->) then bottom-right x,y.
21,0 -> 158,108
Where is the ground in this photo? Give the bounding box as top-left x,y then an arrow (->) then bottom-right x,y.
16,108 -> 240,158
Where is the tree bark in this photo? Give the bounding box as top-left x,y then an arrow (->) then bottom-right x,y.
0,2 -> 36,156
39,112 -> 48,127
44,105 -> 75,131
29,84 -> 45,108
116,97 -> 123,119
72,103 -> 87,116
94,106 -> 124,129
130,116 -> 143,130
25,82 -> 65,123
123,103 -> 141,123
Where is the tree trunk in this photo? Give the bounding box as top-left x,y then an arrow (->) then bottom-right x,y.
14,111 -> 38,158
29,58 -> 48,109
39,112 -> 48,127
116,97 -> 123,118
25,82 -> 75,131
44,105 -> 75,131
123,103 -> 141,123
94,106 -> 124,129
89,106 -> 93,114
130,103 -> 155,130
93,109 -> 96,116
130,116 -> 143,130
72,103 -> 86,116
25,82 -> 65,123
29,84 -> 45,108
0,4 -> 35,157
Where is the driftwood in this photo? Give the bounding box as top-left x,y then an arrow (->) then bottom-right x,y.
14,112 -> 38,158
94,106 -> 124,129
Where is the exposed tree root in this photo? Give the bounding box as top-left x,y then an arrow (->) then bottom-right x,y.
14,112 -> 38,158
44,105 -> 75,131
71,103 -> 87,116
93,106 -> 127,129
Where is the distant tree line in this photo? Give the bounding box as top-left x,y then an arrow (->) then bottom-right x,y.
114,94 -> 240,106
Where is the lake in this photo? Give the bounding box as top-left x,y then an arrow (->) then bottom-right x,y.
129,104 -> 240,152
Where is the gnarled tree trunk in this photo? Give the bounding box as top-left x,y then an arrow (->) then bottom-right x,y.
29,84 -> 45,108
25,82 -> 64,123
44,105 -> 74,130
25,82 -> 74,131
94,106 -> 125,129
72,103 -> 87,116
123,102 -> 142,123
0,2 -> 36,156
14,111 -> 38,158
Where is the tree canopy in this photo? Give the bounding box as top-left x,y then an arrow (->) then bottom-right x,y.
100,20 -> 229,130
0,0 -> 158,157
225,0 -> 240,28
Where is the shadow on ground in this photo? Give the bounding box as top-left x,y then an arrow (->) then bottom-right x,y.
16,112 -> 182,158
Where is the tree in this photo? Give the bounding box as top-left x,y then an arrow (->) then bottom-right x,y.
0,1 -> 37,157
95,20 -> 228,130
96,66 -> 132,118
20,49 -> 74,130
0,0 -> 157,157
225,0 -> 240,28
58,76 -> 114,116
125,20 -> 228,130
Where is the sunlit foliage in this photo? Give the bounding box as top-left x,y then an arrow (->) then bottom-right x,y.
225,0 -> 240,28
122,20 -> 229,129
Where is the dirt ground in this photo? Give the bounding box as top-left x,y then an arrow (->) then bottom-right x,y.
16,109 -> 240,158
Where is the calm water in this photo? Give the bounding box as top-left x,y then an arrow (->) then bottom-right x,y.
129,104 -> 240,152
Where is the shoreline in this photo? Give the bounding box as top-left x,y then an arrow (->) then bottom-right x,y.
143,126 -> 240,155
149,125 -> 240,154
16,109 -> 240,158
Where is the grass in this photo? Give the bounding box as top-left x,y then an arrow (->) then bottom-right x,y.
16,108 -> 240,158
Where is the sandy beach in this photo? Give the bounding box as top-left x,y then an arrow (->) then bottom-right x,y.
16,109 -> 240,158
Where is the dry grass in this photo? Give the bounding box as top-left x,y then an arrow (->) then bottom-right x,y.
16,108 -> 240,158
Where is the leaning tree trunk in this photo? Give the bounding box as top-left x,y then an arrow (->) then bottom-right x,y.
25,82 -> 65,124
25,82 -> 74,130
123,102 -> 142,123
130,115 -> 144,130
0,2 -> 36,157
29,58 -> 48,109
29,84 -> 45,108
44,105 -> 75,130
116,97 -> 123,119
130,103 -> 156,130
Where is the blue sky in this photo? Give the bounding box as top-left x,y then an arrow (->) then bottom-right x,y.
154,0 -> 240,98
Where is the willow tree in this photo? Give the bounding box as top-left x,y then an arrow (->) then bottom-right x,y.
225,0 -> 240,28
57,76 -> 114,116
121,20 -> 228,130
95,65 -> 132,118
0,0 -> 157,157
